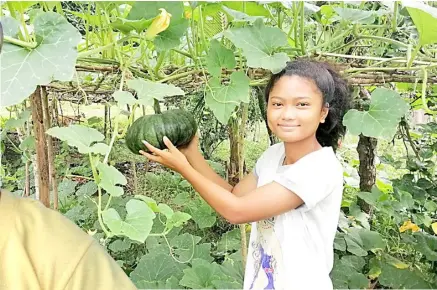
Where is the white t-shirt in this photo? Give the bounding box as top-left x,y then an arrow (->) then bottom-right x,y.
243,142 -> 344,290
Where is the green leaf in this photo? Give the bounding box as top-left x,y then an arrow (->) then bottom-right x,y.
424,200 -> 437,212
344,230 -> 368,256
349,272 -> 369,289
2,16 -> 20,37
127,1 -> 184,20
333,7 -> 376,24
223,1 -> 270,17
180,259 -> 224,288
76,181 -> 98,196
5,110 -> 31,129
221,6 -> 264,23
46,125 -> 105,154
130,252 -> 188,287
206,39 -> 236,78
379,263 -> 433,289
205,72 -> 250,125
167,211 -> 192,229
334,232 -> 347,251
102,199 -> 156,243
154,18 -> 189,52
127,78 -> 184,107
110,18 -> 153,34
170,233 -> 213,263
113,91 -> 137,108
188,200 -> 217,229
224,18 -> 289,73
158,203 -> 174,219
89,143 -> 110,155
97,163 -> 127,197
135,195 -> 160,212
343,88 -> 409,139
217,228 -> 242,253
413,232 -> 437,261
341,255 -> 365,271
58,179 -> 78,196
354,228 -> 386,251
19,136 -> 35,151
109,239 -> 132,252
405,3 -> 437,45
383,253 -> 409,269
1,12 -> 82,107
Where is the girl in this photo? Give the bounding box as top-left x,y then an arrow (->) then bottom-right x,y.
140,60 -> 351,289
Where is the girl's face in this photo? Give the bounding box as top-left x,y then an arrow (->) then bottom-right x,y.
267,75 -> 329,144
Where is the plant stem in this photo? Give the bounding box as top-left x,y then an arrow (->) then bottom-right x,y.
408,44 -> 422,68
157,70 -> 200,83
315,51 -> 433,65
357,34 -> 409,48
172,48 -> 192,59
392,1 -> 398,33
154,51 -> 167,77
344,63 -> 437,73
300,1 -> 306,55
4,36 -> 37,49
421,68 -> 437,115
310,28 -> 352,52
89,153 -> 111,237
78,43 -> 115,58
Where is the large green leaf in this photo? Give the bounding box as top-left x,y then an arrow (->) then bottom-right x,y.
405,2 -> 437,45
343,88 -> 409,139
97,163 -> 127,197
186,199 -> 217,229
127,78 -> 185,107
76,181 -> 98,196
378,263 -> 433,289
102,199 -> 156,243
130,252 -> 188,287
217,228 -> 242,253
224,18 -> 289,73
180,259 -> 229,288
127,1 -> 184,20
170,233 -> 213,263
205,71 -> 250,125
206,39 -> 236,78
154,18 -> 189,51
46,125 -> 106,154
413,232 -> 437,261
333,7 -> 376,24
331,257 -> 368,290
223,1 -> 270,17
1,12 -> 81,107
110,18 -> 153,34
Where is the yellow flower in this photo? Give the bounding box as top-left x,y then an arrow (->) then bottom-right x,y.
432,222 -> 437,235
145,8 -> 172,40
399,220 -> 420,233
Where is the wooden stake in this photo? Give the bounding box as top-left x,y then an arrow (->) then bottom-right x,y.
31,86 -> 50,207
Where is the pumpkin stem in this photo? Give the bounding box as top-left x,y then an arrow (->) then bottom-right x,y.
153,99 -> 162,114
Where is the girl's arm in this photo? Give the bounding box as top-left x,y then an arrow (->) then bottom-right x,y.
141,137 -> 303,224
186,149 -> 258,197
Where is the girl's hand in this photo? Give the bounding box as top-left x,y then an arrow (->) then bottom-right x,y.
179,132 -> 200,160
139,136 -> 191,173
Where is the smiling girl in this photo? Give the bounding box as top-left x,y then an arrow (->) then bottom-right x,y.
140,60 -> 352,289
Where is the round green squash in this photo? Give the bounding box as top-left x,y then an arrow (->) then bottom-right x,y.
125,109 -> 198,154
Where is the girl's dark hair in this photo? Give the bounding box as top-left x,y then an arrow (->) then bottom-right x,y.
264,59 -> 352,152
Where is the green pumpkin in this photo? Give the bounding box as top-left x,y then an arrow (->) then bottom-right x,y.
125,109 -> 198,154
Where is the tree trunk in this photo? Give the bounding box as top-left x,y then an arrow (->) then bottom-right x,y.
227,104 -> 248,270
357,136 -> 377,213
41,87 -> 59,210
31,87 -> 50,207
